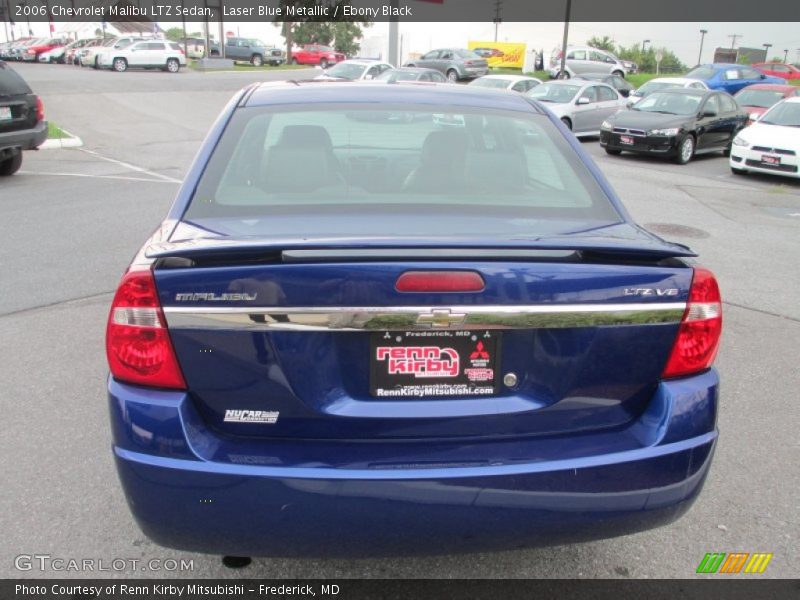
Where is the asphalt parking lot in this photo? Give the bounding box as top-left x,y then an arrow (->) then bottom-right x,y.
1,62 -> 798,579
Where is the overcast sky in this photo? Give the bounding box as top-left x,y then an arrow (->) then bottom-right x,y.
8,20 -> 800,65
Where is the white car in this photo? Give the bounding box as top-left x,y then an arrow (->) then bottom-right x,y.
79,36 -> 151,68
38,46 -> 66,63
97,41 -> 187,73
630,77 -> 709,99
468,74 -> 542,93
729,97 -> 800,179
313,59 -> 394,81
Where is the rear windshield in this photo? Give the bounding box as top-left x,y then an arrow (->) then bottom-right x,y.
686,66 -> 716,80
470,78 -> 511,89
183,104 -> 621,237
637,81 -> 679,95
0,62 -> 32,95
376,70 -> 419,82
735,89 -> 786,108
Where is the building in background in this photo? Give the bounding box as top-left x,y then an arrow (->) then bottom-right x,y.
713,47 -> 767,64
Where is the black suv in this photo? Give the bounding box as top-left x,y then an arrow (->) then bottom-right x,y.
1,60 -> 47,176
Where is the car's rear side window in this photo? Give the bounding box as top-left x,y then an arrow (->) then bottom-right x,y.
0,62 -> 32,96
184,103 -> 621,236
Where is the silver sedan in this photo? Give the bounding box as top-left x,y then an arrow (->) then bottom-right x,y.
527,80 -> 628,137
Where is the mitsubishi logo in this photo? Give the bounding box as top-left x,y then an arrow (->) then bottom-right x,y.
416,309 -> 466,328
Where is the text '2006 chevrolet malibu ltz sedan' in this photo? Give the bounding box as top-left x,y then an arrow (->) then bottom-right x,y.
105,81 -> 722,558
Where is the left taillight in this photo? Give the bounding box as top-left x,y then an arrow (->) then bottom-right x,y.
35,96 -> 45,122
106,268 -> 186,390
662,267 -> 722,379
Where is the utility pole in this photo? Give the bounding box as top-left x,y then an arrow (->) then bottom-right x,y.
763,43 -> 772,61
559,0 -> 571,78
388,0 -> 399,66
698,29 -> 707,65
641,39 -> 650,53
783,49 -> 788,63
728,34 -> 742,50
493,0 -> 502,43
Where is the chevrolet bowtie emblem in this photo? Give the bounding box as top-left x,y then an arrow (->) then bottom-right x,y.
416,309 -> 466,328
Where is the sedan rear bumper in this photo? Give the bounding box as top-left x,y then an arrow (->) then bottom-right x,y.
110,370 -> 718,557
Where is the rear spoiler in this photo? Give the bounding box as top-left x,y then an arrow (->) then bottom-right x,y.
145,235 -> 696,266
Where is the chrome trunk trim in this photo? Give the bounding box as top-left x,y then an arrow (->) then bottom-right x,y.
162,303 -> 686,332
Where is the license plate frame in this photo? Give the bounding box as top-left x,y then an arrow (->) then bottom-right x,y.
370,330 -> 501,398
761,154 -> 781,166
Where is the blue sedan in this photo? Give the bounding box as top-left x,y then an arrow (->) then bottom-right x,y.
106,81 -> 722,558
685,63 -> 784,94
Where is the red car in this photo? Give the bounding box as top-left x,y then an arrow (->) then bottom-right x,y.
21,38 -> 67,62
290,44 -> 345,68
752,62 -> 800,81
734,83 -> 800,124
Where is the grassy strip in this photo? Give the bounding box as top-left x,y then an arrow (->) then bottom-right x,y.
188,60 -> 311,72
47,122 -> 69,140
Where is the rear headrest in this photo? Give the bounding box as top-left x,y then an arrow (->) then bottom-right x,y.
420,130 -> 469,167
277,125 -> 333,150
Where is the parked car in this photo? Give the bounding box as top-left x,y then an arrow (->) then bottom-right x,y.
21,38 -> 66,62
734,84 -> 799,124
64,39 -> 100,65
223,37 -> 283,67
527,80 -> 627,137
684,64 -> 784,94
290,44 -> 345,68
106,81 -> 721,558
6,38 -> 40,61
313,59 -> 393,81
96,40 -> 186,73
468,74 -> 542,93
549,46 -> 628,79
730,97 -> 800,179
0,60 -> 47,176
404,48 -> 489,82
752,62 -> 800,81
630,77 -> 709,99
80,37 -> 146,68
600,89 -> 747,164
572,72 -> 635,97
375,67 -> 446,83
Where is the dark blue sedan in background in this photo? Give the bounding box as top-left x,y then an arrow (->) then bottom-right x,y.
685,63 -> 784,94
106,82 -> 722,558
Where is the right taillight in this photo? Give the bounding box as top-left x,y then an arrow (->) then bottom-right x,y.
662,267 -> 722,379
106,267 -> 186,390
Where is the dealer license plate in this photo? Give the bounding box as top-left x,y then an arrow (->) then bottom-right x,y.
619,135 -> 634,145
370,330 -> 501,398
0,106 -> 12,121
761,155 -> 781,166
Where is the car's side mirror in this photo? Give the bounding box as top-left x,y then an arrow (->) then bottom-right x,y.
576,97 -> 591,105
619,89 -> 630,98
760,73 -> 766,79
626,100 -> 635,108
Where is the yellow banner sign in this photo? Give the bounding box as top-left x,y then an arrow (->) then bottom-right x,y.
468,41 -> 526,68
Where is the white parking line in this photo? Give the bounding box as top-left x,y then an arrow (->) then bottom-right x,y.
18,171 -> 179,184
76,148 -> 183,183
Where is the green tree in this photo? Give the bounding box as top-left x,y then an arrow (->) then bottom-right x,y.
164,27 -> 185,42
275,1 -> 371,60
586,35 -> 615,52
615,44 -> 686,74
